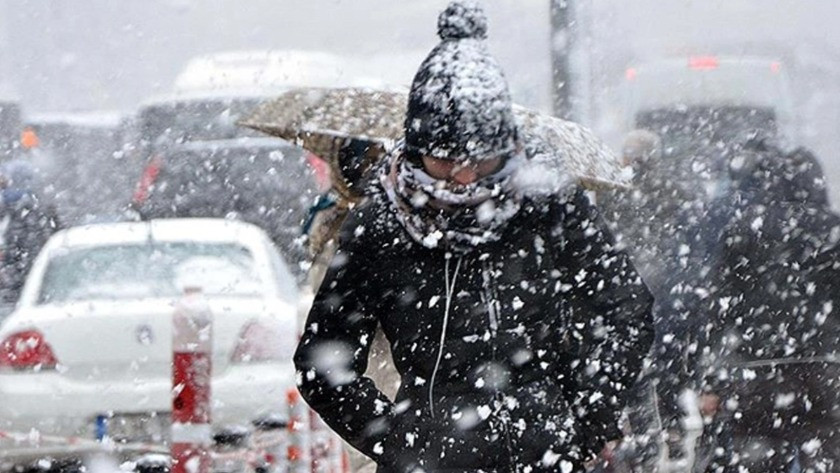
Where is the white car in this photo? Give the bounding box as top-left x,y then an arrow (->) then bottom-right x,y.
0,219 -> 300,442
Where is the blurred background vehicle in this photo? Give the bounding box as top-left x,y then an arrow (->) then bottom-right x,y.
130,137 -> 319,279
0,218 -> 299,442
621,55 -> 795,204
172,49 -> 413,94
130,48 -> 416,153
23,111 -> 127,225
123,48 -> 417,278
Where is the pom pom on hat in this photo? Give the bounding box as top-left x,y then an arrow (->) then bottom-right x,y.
405,0 -> 518,163
437,1 -> 488,41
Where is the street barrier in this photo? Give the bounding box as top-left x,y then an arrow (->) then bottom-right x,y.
285,388 -> 312,473
1,403 -> 349,473
252,414 -> 289,472
172,288 -> 213,473
308,410 -> 347,473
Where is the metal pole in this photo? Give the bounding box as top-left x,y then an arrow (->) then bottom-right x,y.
550,0 -> 594,125
572,0 -> 594,125
550,0 -> 574,120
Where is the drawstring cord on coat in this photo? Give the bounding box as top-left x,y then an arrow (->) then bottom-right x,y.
429,254 -> 463,418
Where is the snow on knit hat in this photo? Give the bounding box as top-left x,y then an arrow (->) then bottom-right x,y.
404,1 -> 519,163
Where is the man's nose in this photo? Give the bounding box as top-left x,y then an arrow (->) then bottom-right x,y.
452,167 -> 478,185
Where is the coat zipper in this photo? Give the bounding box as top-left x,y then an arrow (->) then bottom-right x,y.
481,262 -> 500,337
481,259 -> 518,472
429,254 -> 463,418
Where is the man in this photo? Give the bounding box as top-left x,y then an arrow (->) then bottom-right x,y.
294,2 -> 654,471
698,143 -> 840,472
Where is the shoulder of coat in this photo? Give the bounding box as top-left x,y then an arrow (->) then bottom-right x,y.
340,193 -> 405,246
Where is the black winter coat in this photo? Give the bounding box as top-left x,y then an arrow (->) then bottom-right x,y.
698,200 -> 840,437
705,202 -> 840,366
700,147 -> 840,431
294,188 -> 654,472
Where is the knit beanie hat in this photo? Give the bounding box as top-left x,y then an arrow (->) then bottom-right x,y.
404,1 -> 519,163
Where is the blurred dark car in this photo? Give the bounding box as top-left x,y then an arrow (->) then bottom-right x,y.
25,112 -> 126,225
622,55 -> 796,202
132,93 -> 264,154
130,137 -> 318,278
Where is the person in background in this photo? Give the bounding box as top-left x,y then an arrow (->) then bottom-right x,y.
0,140 -> 59,303
696,142 -> 840,473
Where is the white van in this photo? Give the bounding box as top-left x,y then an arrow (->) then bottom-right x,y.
172,49 -> 420,95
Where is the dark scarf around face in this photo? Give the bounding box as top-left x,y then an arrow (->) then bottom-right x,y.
381,143 -> 524,252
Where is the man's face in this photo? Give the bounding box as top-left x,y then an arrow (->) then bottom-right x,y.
420,155 -> 504,186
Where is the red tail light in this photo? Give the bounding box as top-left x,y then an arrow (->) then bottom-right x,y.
231,321 -> 286,364
770,61 -> 782,74
0,330 -> 59,371
132,155 -> 163,205
689,56 -> 720,70
625,67 -> 637,81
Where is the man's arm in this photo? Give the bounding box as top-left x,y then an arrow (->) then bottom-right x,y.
293,211 -> 395,461
554,189 -> 655,456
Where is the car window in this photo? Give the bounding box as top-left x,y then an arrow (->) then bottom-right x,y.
139,145 -> 316,281
138,98 -> 262,146
145,146 -> 310,217
626,63 -> 791,120
38,242 -> 264,303
635,106 -> 778,203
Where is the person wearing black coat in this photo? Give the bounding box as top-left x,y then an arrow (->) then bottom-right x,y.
0,161 -> 59,303
696,144 -> 840,473
293,2 -> 654,472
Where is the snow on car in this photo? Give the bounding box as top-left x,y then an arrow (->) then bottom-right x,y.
172,49 -> 420,95
0,218 -> 300,442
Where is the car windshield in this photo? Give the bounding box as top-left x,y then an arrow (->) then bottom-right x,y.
38,242 -> 263,303
144,144 -> 310,219
626,61 -> 792,117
